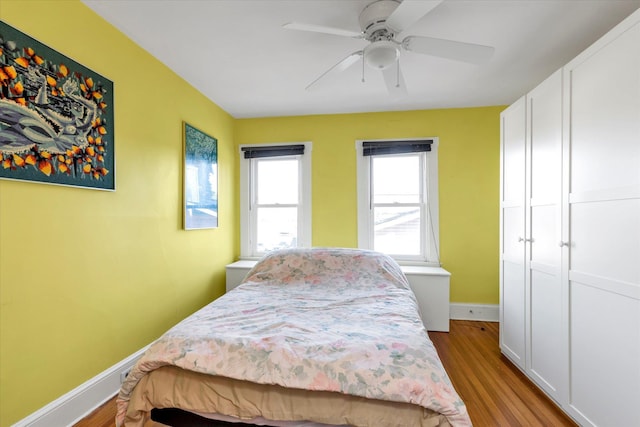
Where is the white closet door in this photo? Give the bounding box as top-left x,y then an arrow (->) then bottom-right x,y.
526,70 -> 564,402
563,14 -> 640,427
500,97 -> 527,369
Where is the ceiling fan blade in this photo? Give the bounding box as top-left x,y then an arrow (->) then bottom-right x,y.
402,35 -> 495,64
306,51 -> 363,91
386,0 -> 444,33
283,22 -> 362,38
382,62 -> 408,98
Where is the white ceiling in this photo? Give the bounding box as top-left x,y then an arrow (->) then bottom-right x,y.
82,0 -> 640,119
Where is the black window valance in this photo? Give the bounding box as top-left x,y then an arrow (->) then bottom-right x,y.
242,144 -> 305,159
362,139 -> 433,156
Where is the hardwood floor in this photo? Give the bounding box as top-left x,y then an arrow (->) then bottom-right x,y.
75,320 -> 576,427
429,321 -> 576,426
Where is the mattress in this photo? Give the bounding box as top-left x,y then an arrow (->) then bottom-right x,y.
116,248 -> 470,426
134,366 -> 450,426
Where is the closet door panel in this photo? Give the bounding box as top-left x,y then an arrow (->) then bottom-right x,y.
564,12 -> 640,426
529,268 -> 562,394
569,282 -> 640,427
502,205 -> 526,366
530,204 -> 558,267
500,98 -> 527,369
530,89 -> 562,201
527,70 -> 564,400
502,260 -> 526,365
502,102 -> 526,203
569,23 -> 640,194
503,207 -> 525,261
571,200 -> 640,284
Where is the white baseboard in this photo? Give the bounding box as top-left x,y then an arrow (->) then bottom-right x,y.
12,345 -> 148,427
450,303 -> 499,322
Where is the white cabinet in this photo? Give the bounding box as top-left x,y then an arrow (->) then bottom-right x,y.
562,11 -> 640,427
226,261 -> 451,332
401,266 -> 451,332
500,69 -> 564,397
526,70 -> 565,403
225,260 -> 258,292
500,9 -> 640,426
499,96 -> 527,370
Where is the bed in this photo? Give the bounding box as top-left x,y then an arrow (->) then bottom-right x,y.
116,248 -> 471,427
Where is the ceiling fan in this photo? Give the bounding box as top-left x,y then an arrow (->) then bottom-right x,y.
283,0 -> 495,96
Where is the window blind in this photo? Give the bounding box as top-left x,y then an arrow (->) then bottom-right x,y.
241,144 -> 305,159
362,139 -> 433,156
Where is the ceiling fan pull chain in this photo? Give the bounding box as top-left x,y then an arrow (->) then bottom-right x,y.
396,60 -> 400,88
361,54 -> 365,83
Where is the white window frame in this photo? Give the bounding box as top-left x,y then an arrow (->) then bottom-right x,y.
356,138 -> 440,266
239,142 -> 312,259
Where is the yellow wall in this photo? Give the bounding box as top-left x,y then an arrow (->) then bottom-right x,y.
234,107 -> 503,304
0,1 -> 237,425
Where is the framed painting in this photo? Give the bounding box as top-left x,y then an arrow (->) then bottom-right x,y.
0,21 -> 115,190
183,122 -> 218,230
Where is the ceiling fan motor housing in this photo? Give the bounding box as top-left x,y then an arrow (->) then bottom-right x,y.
359,0 -> 401,69
358,0 -> 400,40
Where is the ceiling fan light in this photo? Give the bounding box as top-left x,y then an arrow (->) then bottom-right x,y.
364,40 -> 399,70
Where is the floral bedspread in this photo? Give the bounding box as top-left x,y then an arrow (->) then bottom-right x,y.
116,248 -> 471,426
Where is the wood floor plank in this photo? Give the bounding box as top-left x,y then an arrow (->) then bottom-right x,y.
75,320 -> 577,427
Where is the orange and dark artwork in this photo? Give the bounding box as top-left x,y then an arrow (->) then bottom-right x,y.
0,20 -> 114,190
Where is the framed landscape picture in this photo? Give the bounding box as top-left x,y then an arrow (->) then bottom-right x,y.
0,21 -> 115,190
183,122 -> 218,230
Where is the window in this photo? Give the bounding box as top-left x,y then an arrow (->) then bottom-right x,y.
356,138 -> 440,265
240,142 -> 311,258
